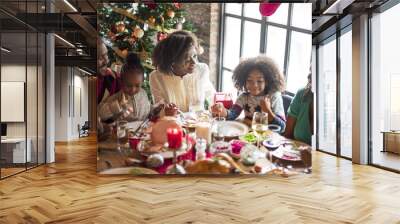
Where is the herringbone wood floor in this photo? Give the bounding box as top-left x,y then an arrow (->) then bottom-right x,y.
1,135 -> 400,224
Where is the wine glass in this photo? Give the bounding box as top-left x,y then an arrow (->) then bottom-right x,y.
252,112 -> 268,149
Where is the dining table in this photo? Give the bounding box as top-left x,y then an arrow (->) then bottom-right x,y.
97,114 -> 312,175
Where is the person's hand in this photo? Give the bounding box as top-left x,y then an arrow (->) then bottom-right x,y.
119,93 -> 133,118
260,96 -> 272,113
165,103 -> 178,117
211,103 -> 227,118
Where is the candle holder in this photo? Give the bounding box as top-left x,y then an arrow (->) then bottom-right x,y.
166,128 -> 186,174
166,145 -> 186,174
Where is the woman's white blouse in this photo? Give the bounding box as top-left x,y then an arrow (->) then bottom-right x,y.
149,63 -> 216,112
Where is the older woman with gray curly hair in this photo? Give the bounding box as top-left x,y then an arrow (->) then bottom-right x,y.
211,56 -> 286,131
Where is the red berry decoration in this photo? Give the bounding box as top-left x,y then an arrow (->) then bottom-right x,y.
144,3 -> 157,10
157,32 -> 168,41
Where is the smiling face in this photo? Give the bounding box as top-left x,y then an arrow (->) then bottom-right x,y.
172,46 -> 198,77
121,70 -> 143,96
245,70 -> 266,96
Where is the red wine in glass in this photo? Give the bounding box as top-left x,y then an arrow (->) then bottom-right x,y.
214,92 -> 233,109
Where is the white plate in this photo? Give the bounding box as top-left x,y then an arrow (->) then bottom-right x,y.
218,121 -> 249,137
271,145 -> 302,161
127,121 -> 144,130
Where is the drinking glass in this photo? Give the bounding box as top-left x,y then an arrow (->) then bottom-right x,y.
189,100 -> 203,113
212,117 -> 226,142
252,112 -> 269,149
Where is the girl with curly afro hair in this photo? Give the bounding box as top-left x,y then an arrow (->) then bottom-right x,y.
211,56 -> 286,131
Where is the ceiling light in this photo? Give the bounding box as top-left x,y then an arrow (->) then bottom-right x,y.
63,0 -> 78,12
1,47 -> 11,53
54,34 -> 75,48
78,67 -> 93,76
322,0 -> 354,15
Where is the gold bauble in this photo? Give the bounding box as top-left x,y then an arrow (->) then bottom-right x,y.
133,27 -> 144,39
166,10 -> 175,18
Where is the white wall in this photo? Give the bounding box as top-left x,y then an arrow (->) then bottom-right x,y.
54,67 -> 89,141
1,64 -> 46,164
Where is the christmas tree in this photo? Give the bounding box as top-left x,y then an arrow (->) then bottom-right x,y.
98,3 -> 196,81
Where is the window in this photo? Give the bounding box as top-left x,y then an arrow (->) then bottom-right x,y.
370,2 -> 400,171
339,28 -> 352,158
317,37 -> 337,155
286,31 -> 312,93
315,23 -> 353,159
220,3 -> 312,98
0,0 -> 47,179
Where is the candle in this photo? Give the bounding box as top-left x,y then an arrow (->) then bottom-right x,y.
167,128 -> 183,149
195,122 -> 211,144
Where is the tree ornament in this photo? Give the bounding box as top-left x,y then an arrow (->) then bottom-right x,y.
166,9 -> 175,18
259,3 -> 281,17
128,38 -> 135,45
133,27 -> 144,39
178,17 -> 186,24
115,21 -> 126,33
120,49 -> 129,58
143,23 -> 149,31
157,32 -> 168,41
173,3 -> 182,9
175,22 -> 183,30
147,16 -> 156,26
145,3 -> 157,10
131,3 -> 138,10
107,31 -> 116,41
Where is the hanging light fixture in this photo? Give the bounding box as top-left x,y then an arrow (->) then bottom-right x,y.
1,47 -> 11,53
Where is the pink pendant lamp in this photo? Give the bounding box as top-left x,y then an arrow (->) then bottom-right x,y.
259,2 -> 281,17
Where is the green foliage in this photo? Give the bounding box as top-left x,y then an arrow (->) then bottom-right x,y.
98,3 -> 195,79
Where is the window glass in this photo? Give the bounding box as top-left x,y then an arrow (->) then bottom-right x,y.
265,26 -> 287,73
371,3 -> 400,171
267,3 -> 289,25
225,3 -> 242,16
242,21 -> 261,58
291,3 -> 312,30
286,31 -> 312,94
317,38 -> 337,155
244,3 -> 262,20
340,29 -> 352,158
223,17 -> 241,70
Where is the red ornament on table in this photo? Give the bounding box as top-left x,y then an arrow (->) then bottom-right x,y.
259,3 -> 281,16
167,128 -> 183,149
